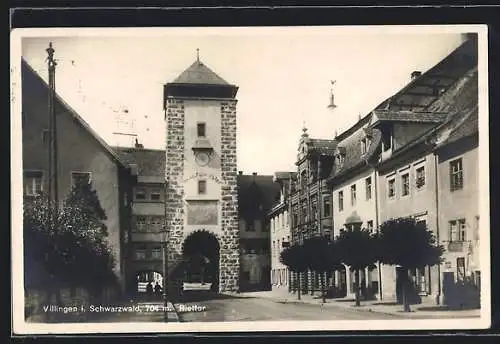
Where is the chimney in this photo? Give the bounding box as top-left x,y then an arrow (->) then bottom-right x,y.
411,71 -> 422,81
134,138 -> 143,149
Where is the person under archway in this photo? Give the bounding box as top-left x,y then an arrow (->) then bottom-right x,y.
154,281 -> 163,299
146,281 -> 153,301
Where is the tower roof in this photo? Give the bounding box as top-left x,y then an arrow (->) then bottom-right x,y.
164,56 -> 238,102
172,59 -> 230,86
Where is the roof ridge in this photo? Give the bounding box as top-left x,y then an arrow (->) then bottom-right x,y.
21,58 -> 128,168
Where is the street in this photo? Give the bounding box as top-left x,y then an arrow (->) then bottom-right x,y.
175,290 -> 399,322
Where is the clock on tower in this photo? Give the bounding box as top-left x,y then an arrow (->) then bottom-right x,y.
195,151 -> 211,166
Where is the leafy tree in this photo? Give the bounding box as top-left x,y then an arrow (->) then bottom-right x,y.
336,228 -> 379,307
378,217 -> 444,312
60,180 -> 116,300
24,194 -> 67,306
302,236 -> 342,303
280,244 -> 307,300
23,180 -> 117,309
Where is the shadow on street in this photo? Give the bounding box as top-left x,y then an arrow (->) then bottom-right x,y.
179,290 -> 255,303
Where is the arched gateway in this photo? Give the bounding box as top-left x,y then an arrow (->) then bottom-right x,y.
182,230 -> 220,291
163,55 -> 240,293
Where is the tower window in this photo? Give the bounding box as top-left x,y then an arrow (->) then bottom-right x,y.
198,180 -> 207,194
197,123 -> 206,137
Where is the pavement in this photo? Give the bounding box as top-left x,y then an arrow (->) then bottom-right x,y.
233,288 -> 481,319
175,290 -> 401,322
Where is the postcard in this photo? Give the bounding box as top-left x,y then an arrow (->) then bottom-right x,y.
11,24 -> 490,334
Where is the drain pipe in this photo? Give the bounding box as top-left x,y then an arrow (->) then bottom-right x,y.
374,168 -> 383,301
367,160 -> 383,301
433,152 -> 442,305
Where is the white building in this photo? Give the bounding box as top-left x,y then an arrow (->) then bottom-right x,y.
269,172 -> 296,290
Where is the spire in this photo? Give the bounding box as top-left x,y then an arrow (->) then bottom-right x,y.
196,48 -> 200,63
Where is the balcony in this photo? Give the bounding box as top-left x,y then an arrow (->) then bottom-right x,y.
447,241 -> 468,252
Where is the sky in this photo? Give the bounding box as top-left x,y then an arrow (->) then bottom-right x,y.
20,27 -> 467,175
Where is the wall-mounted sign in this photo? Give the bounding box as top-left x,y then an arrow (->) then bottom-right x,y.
186,200 -> 219,225
183,172 -> 222,184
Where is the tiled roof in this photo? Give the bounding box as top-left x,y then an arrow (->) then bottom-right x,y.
375,38 -> 477,113
274,171 -> 297,181
21,58 -> 127,168
378,66 -> 478,162
172,59 -> 231,86
433,67 -> 479,146
372,110 -> 448,124
308,139 -> 338,156
238,174 -> 281,213
113,146 -> 165,177
445,109 -> 478,144
328,122 -> 382,182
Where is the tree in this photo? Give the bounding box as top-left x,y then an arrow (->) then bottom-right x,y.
23,180 -> 117,309
60,180 -> 117,300
336,228 -> 379,307
378,217 -> 444,312
24,194 -> 68,306
280,244 -> 307,300
302,236 -> 342,303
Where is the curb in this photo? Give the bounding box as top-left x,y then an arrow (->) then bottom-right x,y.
266,297 -> 479,319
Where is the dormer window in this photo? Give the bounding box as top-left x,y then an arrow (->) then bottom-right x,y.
335,146 -> 346,168
381,123 -> 393,152
360,138 -> 370,155
336,154 -> 344,168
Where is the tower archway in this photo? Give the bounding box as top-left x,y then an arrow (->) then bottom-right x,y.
182,230 -> 220,292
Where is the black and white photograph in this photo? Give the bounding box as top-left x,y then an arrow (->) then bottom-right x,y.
11,25 -> 490,334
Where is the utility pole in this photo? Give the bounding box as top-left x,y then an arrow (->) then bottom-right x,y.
46,42 -> 58,209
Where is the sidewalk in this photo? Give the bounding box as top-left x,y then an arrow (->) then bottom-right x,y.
236,288 -> 481,319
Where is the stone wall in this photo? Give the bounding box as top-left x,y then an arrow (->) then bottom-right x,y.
165,98 -> 186,274
219,100 -> 240,292
165,98 -> 240,294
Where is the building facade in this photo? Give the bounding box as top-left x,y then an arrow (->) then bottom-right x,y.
113,143 -> 167,296
163,56 -> 241,293
289,128 -> 336,294
327,115 -> 383,300
373,37 -> 478,305
21,59 -> 133,295
433,66 -> 480,308
238,172 -> 280,291
269,172 -> 296,291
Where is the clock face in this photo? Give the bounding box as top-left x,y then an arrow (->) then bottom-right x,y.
195,152 -> 210,166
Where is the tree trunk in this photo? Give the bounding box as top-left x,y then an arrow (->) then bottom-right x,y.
200,265 -> 205,285
310,271 -> 315,296
297,271 -> 301,300
354,269 -> 360,307
403,269 -> 412,312
321,271 -> 326,303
